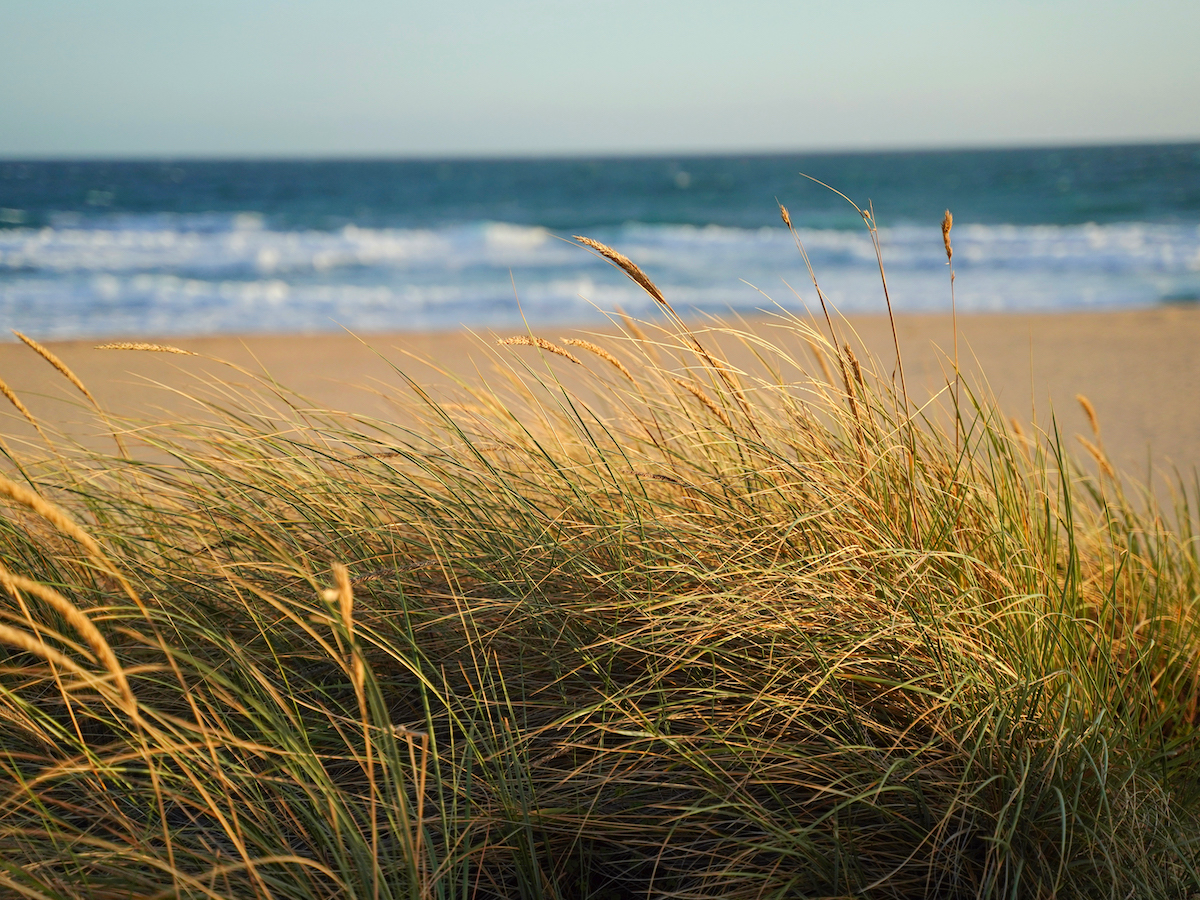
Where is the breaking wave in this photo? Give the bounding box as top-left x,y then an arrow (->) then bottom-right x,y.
2,214 -> 1198,338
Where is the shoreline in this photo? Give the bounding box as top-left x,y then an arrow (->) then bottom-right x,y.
1,306 -> 1198,484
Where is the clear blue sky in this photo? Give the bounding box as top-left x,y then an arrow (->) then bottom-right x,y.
2,0 -> 1197,157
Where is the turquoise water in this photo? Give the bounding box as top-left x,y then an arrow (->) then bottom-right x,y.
2,144 -> 1198,338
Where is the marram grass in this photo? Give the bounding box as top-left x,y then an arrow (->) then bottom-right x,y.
1,246 -> 1200,899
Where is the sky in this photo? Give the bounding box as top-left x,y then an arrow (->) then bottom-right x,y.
2,0 -> 1198,158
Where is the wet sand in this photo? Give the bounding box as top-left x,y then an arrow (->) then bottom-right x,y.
1,307 -> 1198,489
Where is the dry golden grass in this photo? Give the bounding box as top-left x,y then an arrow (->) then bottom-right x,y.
0,223 -> 1196,900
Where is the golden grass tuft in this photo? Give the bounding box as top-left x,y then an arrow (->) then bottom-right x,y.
572,236 -> 743,415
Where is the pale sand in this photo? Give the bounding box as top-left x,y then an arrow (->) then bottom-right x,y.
1,307 -> 1197,490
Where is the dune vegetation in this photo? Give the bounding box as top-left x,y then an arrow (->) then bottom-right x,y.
1,211 -> 1199,899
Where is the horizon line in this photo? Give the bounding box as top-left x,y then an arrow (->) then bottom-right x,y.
4,137 -> 1199,164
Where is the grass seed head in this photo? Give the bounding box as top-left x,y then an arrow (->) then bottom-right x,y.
14,330 -> 100,408
96,342 -> 197,355
561,338 -> 635,381
0,474 -> 105,561
616,307 -> 650,344
573,235 -> 667,307
804,337 -> 835,385
498,336 -> 582,365
0,564 -> 137,712
0,375 -> 51,446
844,343 -> 865,388
671,377 -> 731,428
1077,434 -> 1116,478
1077,393 -> 1101,437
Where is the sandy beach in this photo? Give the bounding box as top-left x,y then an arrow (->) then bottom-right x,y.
2,306 -> 1198,489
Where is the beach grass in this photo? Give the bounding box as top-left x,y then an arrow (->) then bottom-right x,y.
1,240 -> 1200,898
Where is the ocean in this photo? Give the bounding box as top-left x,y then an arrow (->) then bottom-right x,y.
2,144 -> 1199,339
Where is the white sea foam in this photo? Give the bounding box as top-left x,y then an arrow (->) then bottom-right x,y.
3,215 -> 1197,277
0,218 -> 575,276
2,214 -> 1198,337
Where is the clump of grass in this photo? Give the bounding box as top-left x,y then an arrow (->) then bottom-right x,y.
1,222 -> 1199,900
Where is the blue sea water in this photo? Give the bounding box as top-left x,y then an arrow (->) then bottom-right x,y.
2,145 -> 1199,339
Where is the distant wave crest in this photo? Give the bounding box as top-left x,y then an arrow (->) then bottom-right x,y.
3,214 -> 1198,277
